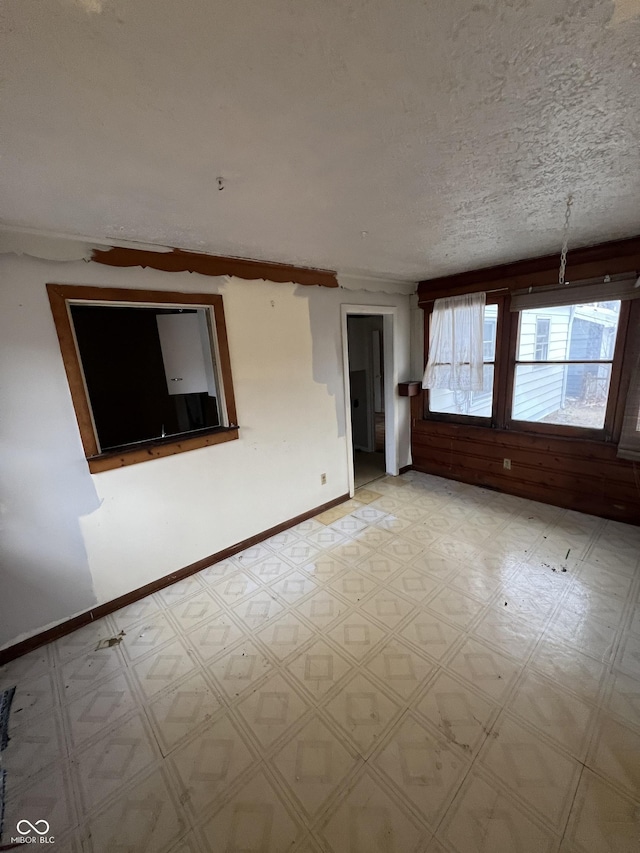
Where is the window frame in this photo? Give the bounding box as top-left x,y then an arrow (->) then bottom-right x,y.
505,298 -> 631,441
422,292 -> 633,442
422,294 -> 506,426
47,284 -> 238,473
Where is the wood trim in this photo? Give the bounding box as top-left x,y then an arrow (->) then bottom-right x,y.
613,300 -> 640,441
88,428 -> 239,473
211,295 -> 238,428
92,247 -> 339,288
47,284 -> 100,457
0,493 -> 351,665
418,234 -> 640,304
399,464 -> 413,475
606,300 -> 633,443
46,284 -> 239,472
494,294 -> 511,428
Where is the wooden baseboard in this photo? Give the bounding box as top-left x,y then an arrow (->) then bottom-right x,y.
399,464 -> 413,475
0,493 -> 350,666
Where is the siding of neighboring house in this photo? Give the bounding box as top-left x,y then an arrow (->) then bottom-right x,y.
512,307 -> 570,421
429,381 -> 493,417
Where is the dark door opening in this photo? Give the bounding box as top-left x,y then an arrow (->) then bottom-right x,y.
347,315 -> 386,488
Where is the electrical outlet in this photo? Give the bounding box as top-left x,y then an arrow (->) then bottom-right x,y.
321,473 -> 327,485
503,458 -> 511,470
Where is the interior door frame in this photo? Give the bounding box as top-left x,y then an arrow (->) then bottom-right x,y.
341,304 -> 398,497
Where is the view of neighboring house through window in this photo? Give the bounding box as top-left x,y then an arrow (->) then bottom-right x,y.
534,317 -> 550,361
429,303 -> 498,417
512,301 -> 621,429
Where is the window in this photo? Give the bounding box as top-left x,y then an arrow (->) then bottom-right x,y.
47,285 -> 238,472
534,318 -> 550,361
511,302 -> 621,430
422,275 -> 639,443
427,302 -> 499,419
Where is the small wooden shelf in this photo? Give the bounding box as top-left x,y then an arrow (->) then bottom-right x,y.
398,381 -> 422,397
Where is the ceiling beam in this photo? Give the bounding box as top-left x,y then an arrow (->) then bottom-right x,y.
92,246 -> 339,288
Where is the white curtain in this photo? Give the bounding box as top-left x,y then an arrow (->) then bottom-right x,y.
422,292 -> 486,391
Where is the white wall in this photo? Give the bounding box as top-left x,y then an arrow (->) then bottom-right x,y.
0,253 -> 412,649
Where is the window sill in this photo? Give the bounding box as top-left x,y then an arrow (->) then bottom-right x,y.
87,426 -> 239,473
423,412 -> 493,428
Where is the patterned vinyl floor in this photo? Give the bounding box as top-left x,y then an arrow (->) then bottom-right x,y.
1,471 -> 639,852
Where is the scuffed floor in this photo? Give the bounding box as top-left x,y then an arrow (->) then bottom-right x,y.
0,472 -> 639,852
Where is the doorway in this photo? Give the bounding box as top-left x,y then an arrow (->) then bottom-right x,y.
341,306 -> 398,496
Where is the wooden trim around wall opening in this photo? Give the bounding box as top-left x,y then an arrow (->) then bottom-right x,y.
0,493 -> 351,666
46,283 -> 239,472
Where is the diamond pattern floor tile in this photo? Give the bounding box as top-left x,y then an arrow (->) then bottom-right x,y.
3,472 -> 638,853
132,639 -> 198,699
439,769 -> 559,853
478,714 -> 582,829
271,714 -> 360,818
446,637 -> 522,703
74,711 -> 160,815
587,713 -> 640,800
235,671 -> 311,750
167,590 -> 222,634
293,588 -> 351,630
323,672 -> 402,757
59,649 -> 125,702
325,613 -> 387,662
415,670 -> 497,758
287,639 -> 353,702
169,712 -> 257,818
198,769 -> 303,852
318,768 -> 426,853
359,587 -> 416,628
562,768 -> 640,853
2,705 -> 67,788
5,762 -> 79,843
207,641 -> 273,701
83,765 -> 188,853
63,669 -> 140,748
506,670 -> 596,760
6,669 -> 59,725
364,639 -> 436,701
400,611 -> 463,661
372,711 -> 471,827
145,670 -> 223,755
120,612 -> 178,662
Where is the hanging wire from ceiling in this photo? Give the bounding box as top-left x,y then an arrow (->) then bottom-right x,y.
558,194 -> 573,285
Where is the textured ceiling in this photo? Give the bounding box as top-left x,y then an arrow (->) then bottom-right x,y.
1,0 -> 639,280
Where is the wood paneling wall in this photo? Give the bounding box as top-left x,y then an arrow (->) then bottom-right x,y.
412,419 -> 640,525
414,234 -> 640,525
